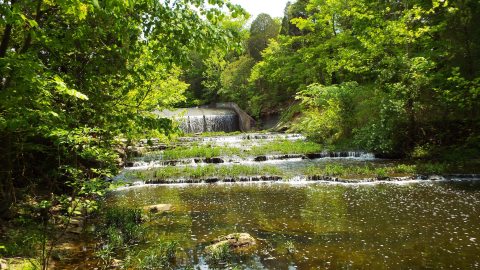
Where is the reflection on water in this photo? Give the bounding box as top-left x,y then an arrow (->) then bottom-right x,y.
110,181 -> 480,269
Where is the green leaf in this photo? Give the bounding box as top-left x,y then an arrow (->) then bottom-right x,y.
92,0 -> 100,9
27,19 -> 38,28
49,111 -> 60,118
53,75 -> 89,100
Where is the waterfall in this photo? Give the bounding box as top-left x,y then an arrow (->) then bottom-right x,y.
159,108 -> 240,133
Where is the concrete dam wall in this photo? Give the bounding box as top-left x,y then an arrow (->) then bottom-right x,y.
157,104 -> 255,133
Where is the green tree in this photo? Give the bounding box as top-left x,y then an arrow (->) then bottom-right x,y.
248,13 -> 280,60
182,15 -> 249,105
219,55 -> 256,113
280,0 -> 309,36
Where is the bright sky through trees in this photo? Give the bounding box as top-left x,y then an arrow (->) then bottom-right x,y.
230,0 -> 290,19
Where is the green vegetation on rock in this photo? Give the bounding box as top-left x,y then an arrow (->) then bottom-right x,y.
249,140 -> 323,156
128,165 -> 284,183
162,145 -> 243,160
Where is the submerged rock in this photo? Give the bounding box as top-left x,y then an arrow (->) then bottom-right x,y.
143,204 -> 172,213
206,233 -> 256,253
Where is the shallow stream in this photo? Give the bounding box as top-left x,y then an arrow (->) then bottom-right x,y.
111,181 -> 480,269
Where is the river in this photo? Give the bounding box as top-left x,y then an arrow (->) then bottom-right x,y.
104,133 -> 480,269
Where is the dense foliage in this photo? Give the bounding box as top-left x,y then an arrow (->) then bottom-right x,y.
0,0 -> 244,213
187,0 -> 480,157
276,0 -> 480,157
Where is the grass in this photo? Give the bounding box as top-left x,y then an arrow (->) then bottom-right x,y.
127,242 -> 178,269
95,207 -> 179,269
0,258 -> 40,270
0,224 -> 42,258
205,242 -> 232,263
302,162 -> 451,179
127,162 -> 452,183
162,145 -> 243,160
138,165 -> 284,182
302,164 -> 417,179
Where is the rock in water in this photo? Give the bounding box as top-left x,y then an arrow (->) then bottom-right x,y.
254,156 -> 268,162
204,157 -> 224,164
143,204 -> 172,213
206,233 -> 256,253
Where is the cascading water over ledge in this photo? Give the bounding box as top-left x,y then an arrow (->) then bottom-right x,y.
156,108 -> 241,133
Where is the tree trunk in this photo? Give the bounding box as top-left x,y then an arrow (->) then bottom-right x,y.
0,24 -> 13,58
20,0 -> 43,54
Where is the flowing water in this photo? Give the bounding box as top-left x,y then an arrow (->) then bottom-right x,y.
108,133 -> 480,269
157,108 -> 240,133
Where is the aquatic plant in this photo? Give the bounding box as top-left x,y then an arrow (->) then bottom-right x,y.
162,145 -> 243,160
303,163 -> 421,179
393,164 -> 417,174
95,208 -> 145,268
285,240 -> 296,254
104,208 -> 142,229
147,165 -> 284,182
132,242 -> 178,269
96,243 -> 115,268
206,242 -> 232,263
250,139 -> 323,155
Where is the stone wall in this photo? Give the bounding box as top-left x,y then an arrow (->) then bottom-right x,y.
213,102 -> 256,132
